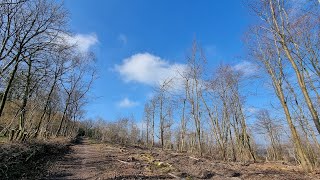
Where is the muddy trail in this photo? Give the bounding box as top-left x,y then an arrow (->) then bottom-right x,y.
45,138 -> 319,180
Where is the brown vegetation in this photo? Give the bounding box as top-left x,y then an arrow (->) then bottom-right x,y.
0,138 -> 70,179
46,138 -> 320,179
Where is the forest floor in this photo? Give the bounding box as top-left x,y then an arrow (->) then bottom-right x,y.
44,138 -> 320,180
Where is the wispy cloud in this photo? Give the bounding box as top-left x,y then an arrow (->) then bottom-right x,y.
118,33 -> 127,45
245,107 -> 259,114
115,53 -> 187,89
58,33 -> 98,53
233,61 -> 258,76
117,98 -> 139,108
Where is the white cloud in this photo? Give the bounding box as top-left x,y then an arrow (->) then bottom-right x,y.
118,34 -> 127,45
233,61 -> 258,76
246,107 -> 259,114
118,98 -> 139,108
115,53 -> 187,89
58,33 -> 98,53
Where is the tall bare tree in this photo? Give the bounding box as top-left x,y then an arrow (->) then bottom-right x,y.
182,41 -> 206,156
246,0 -> 318,171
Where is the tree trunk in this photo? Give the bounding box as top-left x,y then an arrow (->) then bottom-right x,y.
56,98 -> 70,136
0,59 -> 19,117
34,74 -> 57,138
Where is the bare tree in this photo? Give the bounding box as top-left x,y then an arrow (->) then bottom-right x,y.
183,41 -> 206,156
0,0 -> 67,118
255,110 -> 284,161
154,78 -> 174,149
143,102 -> 152,146
247,26 -> 314,171
202,65 -> 256,161
56,60 -> 95,137
246,0 -> 318,171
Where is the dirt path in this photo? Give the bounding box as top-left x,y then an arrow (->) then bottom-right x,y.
45,138 -> 320,180
45,138 -> 172,179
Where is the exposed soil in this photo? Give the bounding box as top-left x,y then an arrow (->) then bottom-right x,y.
44,138 -> 320,180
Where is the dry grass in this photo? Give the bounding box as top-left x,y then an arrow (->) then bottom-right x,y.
46,138 -> 320,179
0,139 -> 70,179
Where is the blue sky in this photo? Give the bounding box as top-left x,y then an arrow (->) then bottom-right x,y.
63,0 -> 272,122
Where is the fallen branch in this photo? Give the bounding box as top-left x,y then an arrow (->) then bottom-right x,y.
168,173 -> 180,179
116,159 -> 132,165
189,156 -> 199,160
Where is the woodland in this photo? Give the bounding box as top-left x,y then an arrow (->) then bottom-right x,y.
0,0 -> 319,179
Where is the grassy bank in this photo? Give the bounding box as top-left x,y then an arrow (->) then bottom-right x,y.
0,139 -> 71,179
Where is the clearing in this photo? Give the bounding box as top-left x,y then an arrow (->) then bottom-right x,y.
43,138 -> 320,180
